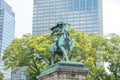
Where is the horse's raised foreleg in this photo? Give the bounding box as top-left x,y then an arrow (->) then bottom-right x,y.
60,46 -> 69,61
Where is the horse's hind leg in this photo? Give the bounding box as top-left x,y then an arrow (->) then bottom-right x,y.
60,54 -> 64,62
60,46 -> 69,61
69,39 -> 74,51
51,53 -> 54,65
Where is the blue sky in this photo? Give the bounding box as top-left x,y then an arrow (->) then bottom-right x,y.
4,0 -> 120,37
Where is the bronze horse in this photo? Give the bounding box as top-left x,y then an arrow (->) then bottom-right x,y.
49,22 -> 74,65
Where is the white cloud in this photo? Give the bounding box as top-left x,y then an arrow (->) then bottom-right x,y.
5,0 -> 33,37
103,0 -> 120,35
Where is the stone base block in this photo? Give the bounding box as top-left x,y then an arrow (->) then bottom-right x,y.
37,61 -> 89,80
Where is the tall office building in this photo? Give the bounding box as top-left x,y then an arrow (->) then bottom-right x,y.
0,0 -> 15,79
11,67 -> 26,80
32,0 -> 103,35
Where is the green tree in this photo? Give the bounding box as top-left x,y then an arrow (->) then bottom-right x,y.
2,33 -> 52,80
87,33 -> 114,80
101,33 -> 120,80
3,29 -> 117,80
69,29 -> 108,80
0,71 -> 4,80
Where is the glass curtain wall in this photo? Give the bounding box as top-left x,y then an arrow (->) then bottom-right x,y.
32,0 -> 103,35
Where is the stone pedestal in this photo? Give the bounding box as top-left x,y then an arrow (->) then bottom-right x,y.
37,61 -> 89,80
